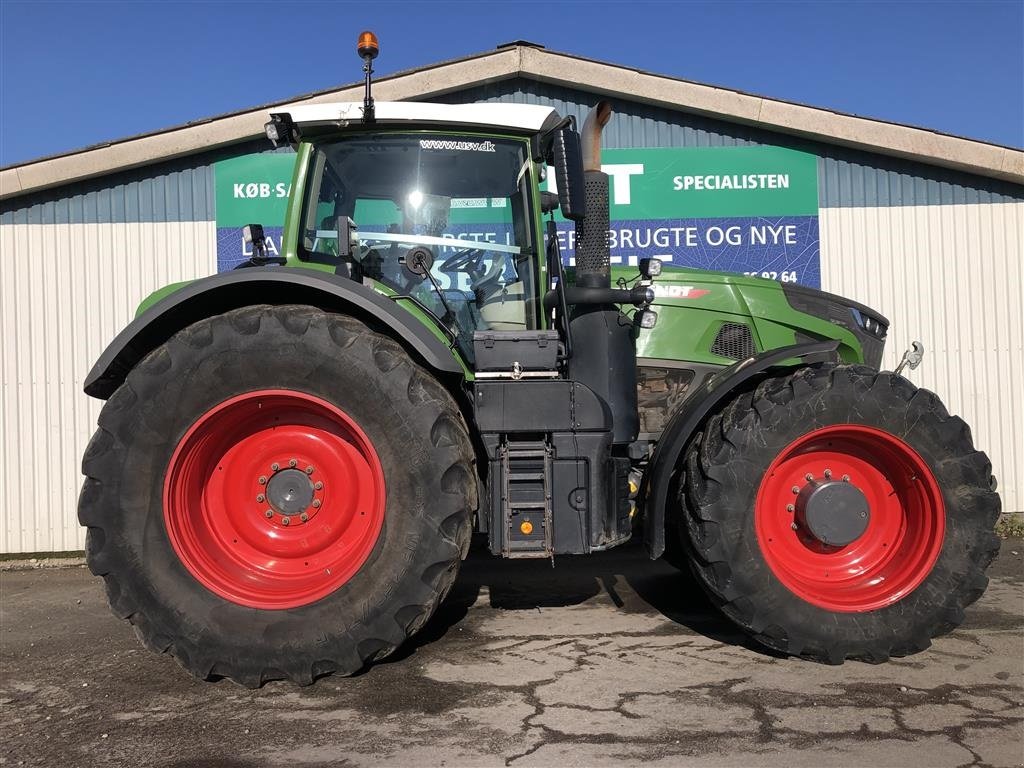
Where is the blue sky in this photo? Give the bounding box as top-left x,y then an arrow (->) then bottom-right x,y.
1,0 -> 1021,166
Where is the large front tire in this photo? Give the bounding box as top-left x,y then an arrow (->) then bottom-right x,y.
79,305 -> 476,686
678,364 -> 1000,663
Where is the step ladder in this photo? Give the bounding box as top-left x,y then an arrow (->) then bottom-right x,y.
500,439 -> 554,559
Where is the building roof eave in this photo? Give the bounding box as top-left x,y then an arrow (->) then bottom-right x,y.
518,48 -> 1024,186
2,44 -> 1021,202
0,46 -> 525,200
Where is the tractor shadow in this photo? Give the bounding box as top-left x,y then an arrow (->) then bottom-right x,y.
384,534 -> 779,665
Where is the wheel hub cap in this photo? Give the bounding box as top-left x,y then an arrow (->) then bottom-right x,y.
796,478 -> 870,547
266,468 -> 315,516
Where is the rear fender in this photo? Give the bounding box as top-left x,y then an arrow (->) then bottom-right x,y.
642,340 -> 840,559
84,267 -> 465,399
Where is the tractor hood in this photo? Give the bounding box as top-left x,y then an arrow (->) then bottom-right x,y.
614,265 -> 889,370
777,281 -> 889,369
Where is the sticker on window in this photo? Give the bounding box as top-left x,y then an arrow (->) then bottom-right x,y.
419,139 -> 497,152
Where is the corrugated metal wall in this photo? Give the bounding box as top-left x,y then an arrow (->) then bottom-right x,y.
820,203 -> 1024,512
0,221 -> 217,552
0,156 -> 216,226
0,76 -> 1021,553
0,152 -> 221,552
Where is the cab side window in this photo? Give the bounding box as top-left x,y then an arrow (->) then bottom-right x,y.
301,150 -> 343,260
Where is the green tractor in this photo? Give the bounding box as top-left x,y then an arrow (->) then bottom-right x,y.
79,34 -> 1000,686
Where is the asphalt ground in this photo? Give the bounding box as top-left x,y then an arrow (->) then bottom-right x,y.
2,538 -> 1022,768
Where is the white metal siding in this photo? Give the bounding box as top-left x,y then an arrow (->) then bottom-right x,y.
820,202 -> 1024,513
1,204 -> 1021,553
0,221 -> 216,553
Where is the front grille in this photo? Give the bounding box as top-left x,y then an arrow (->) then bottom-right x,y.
711,323 -> 756,360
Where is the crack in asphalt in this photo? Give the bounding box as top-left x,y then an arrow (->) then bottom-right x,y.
2,544 -> 1022,767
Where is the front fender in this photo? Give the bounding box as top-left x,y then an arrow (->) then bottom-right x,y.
84,267 -> 465,399
642,340 -> 840,559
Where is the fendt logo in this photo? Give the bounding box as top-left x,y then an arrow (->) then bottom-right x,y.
653,285 -> 711,300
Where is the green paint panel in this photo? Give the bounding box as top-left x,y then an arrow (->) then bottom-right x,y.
135,280 -> 193,316
621,265 -> 867,366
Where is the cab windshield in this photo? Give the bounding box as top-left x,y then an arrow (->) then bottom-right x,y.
300,133 -> 538,353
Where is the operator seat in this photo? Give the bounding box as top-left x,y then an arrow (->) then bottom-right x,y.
478,280 -> 527,331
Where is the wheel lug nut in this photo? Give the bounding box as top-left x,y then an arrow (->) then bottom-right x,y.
791,522 -> 799,530
256,494 -> 265,503
314,481 -> 323,490
271,462 -> 280,472
265,510 -> 273,518
312,499 -> 321,508
300,513 -> 309,522
842,474 -> 850,482
289,458 -> 298,467
791,486 -> 800,494
258,476 -> 267,485
824,469 -> 832,479
281,516 -> 291,526
305,466 -> 314,475
805,473 -> 814,481
786,504 -> 795,513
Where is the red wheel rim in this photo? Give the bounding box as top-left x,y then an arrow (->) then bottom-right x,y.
755,425 -> 944,612
163,390 -> 386,609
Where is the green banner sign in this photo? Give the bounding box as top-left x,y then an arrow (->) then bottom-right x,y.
214,143 -> 821,285
214,153 -> 297,227
549,145 -> 818,219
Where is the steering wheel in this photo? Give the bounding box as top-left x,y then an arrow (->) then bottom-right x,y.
438,247 -> 506,289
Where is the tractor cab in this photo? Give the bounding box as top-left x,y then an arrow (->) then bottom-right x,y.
266,101 -> 568,356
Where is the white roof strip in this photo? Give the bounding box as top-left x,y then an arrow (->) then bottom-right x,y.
280,101 -> 558,133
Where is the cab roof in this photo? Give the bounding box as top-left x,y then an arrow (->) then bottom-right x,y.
275,101 -> 562,135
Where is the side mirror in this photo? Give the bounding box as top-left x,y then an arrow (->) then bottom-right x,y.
335,215 -> 359,258
551,126 -> 586,222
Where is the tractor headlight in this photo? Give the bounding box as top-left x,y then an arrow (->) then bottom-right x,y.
639,257 -> 663,279
638,309 -> 659,329
850,308 -> 888,339
242,223 -> 264,245
264,114 -> 297,148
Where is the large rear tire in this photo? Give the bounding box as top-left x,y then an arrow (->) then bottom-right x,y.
79,305 -> 476,686
677,364 -> 1000,663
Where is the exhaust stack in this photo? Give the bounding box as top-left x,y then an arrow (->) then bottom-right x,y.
574,101 -> 613,289
567,100 -> 639,447
582,101 -> 612,172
